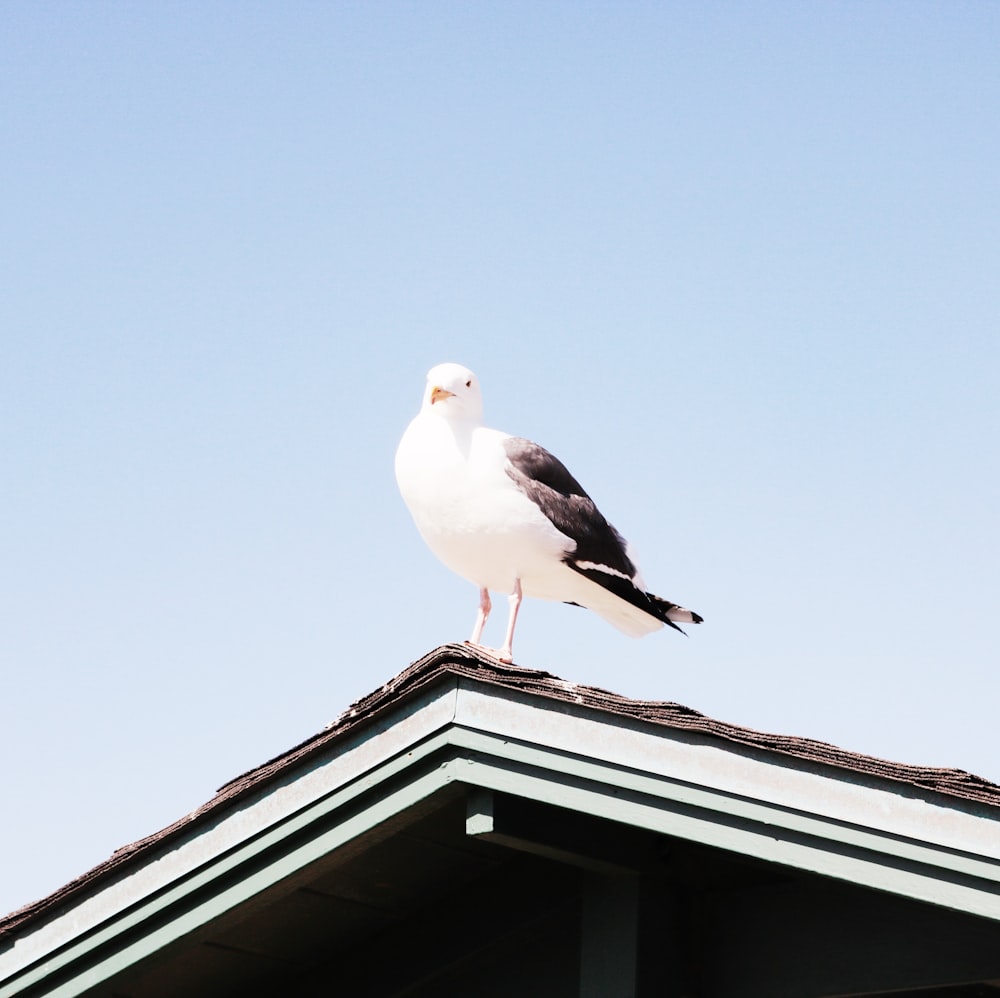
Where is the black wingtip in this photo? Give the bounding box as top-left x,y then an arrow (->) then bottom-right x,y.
647,593 -> 703,632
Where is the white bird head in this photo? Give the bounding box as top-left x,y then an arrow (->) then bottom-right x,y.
421,363 -> 484,423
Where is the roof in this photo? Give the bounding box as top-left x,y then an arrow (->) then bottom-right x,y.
6,643 -> 1000,997
4,641 -> 1000,946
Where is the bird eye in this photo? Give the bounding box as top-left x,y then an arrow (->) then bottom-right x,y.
465,379 -> 472,388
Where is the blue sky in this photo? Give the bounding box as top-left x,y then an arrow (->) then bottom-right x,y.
2,2 -> 998,915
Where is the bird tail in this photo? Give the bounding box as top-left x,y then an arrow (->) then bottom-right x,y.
647,594 -> 704,634
562,559 -> 703,637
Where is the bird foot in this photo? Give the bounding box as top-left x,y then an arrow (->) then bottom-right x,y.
463,640 -> 514,665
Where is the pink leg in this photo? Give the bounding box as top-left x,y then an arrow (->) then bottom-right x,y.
469,588 -> 491,645
497,578 -> 522,664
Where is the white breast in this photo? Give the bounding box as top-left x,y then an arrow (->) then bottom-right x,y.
394,415 -> 573,594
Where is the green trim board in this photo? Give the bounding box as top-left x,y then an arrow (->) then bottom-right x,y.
446,717 -> 1000,907
3,758 -> 460,996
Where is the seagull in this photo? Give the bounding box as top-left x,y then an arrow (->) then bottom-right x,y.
394,362 -> 702,664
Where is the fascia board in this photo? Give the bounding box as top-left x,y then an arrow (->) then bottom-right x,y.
450,680 -> 1000,864
4,761 -> 467,998
455,748 -> 1000,922
0,679 -> 465,995
449,681 -> 1000,920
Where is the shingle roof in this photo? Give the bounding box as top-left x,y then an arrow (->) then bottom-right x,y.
4,642 -> 1000,942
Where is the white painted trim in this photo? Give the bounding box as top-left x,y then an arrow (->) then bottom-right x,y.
456,753 -> 1000,922
451,681 -> 1000,864
1,682 -> 461,986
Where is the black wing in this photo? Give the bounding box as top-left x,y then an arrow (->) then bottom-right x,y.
502,437 -> 636,579
503,437 -> 696,633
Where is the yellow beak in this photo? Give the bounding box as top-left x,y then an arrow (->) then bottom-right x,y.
430,386 -> 455,405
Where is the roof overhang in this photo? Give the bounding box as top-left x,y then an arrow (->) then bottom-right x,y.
4,645 -> 1000,996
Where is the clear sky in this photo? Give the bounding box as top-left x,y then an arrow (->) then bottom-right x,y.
2,2 -> 998,916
